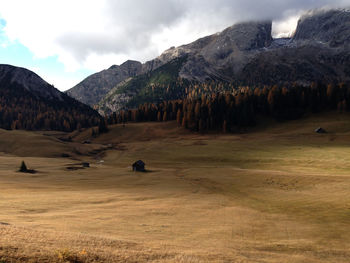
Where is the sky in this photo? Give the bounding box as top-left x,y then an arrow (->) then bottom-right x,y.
0,0 -> 349,91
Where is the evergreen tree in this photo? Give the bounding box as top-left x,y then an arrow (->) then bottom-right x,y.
176,109 -> 182,126
223,120 -> 227,133
19,161 -> 28,173
163,111 -> 168,122
98,118 -> 108,134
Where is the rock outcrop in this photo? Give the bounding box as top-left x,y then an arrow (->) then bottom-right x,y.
66,60 -> 142,106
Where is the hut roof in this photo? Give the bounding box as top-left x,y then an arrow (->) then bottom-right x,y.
133,160 -> 145,166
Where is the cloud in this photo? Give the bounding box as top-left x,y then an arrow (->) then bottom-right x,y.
1,0 -> 350,74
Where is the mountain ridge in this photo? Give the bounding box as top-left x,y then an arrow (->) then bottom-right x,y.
67,8 -> 350,114
0,64 -> 64,101
66,20 -> 274,108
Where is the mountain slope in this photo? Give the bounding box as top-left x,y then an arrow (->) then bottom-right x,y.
0,64 -> 100,131
66,60 -> 142,106
238,45 -> 350,86
0,64 -> 64,101
235,8 -> 350,86
98,56 -> 189,113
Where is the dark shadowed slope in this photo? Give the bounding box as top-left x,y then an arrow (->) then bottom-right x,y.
0,64 -> 100,131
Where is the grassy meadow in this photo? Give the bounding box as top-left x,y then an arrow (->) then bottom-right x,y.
1,112 -> 350,262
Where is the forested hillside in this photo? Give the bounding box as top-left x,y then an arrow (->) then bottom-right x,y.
0,64 -> 101,132
107,82 -> 349,132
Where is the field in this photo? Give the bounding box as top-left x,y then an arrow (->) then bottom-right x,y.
1,113 -> 350,262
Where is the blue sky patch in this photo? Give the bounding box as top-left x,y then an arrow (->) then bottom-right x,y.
0,19 -> 93,90
0,18 -> 6,28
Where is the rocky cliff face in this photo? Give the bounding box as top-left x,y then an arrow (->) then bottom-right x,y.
293,9 -> 350,47
66,60 -> 142,106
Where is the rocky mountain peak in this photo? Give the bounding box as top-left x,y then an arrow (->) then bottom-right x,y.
293,9 -> 350,47
157,20 -> 273,62
120,60 -> 142,67
221,21 -> 273,51
120,60 -> 142,76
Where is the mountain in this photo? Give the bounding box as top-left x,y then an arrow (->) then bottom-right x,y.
67,8 -> 350,114
66,60 -> 142,106
67,21 -> 273,110
0,64 -> 64,101
0,64 -> 100,131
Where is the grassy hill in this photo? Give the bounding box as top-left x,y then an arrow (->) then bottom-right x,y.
0,128 -> 113,160
1,113 -> 350,262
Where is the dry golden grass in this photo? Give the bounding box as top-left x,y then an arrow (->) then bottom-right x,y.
0,224 -> 208,262
1,112 -> 350,262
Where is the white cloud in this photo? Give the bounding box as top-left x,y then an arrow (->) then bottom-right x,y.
272,14 -> 302,38
0,0 -> 349,90
1,0 -> 108,70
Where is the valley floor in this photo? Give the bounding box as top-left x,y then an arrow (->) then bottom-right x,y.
1,113 -> 350,262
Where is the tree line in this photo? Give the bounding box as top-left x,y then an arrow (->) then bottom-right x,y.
106,82 -> 350,132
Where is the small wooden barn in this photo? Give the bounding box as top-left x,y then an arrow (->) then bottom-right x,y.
132,160 -> 145,172
315,127 -> 327,134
